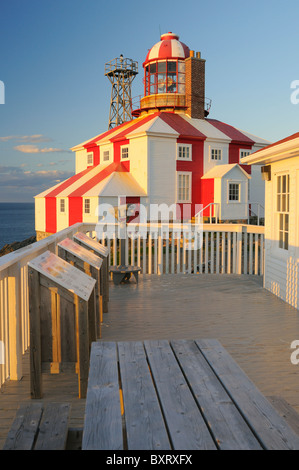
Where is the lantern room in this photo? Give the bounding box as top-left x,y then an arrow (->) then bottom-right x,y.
143,32 -> 190,96
133,32 -> 209,119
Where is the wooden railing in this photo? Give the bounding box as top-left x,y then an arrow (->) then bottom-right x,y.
0,222 -> 264,388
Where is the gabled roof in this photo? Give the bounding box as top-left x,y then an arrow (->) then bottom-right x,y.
242,131 -> 299,165
70,112 -> 268,151
201,163 -> 251,179
35,162 -> 146,199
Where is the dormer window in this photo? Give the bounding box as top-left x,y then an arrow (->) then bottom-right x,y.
87,152 -> 93,166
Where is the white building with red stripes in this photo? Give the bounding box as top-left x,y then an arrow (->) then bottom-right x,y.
35,32 -> 269,238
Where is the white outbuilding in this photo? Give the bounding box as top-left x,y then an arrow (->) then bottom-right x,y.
242,132 -> 299,309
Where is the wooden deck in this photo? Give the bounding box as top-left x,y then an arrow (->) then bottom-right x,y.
1,273 -> 299,449
82,339 -> 299,450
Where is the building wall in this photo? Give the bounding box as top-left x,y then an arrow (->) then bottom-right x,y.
128,136 -> 148,194
148,136 -> 177,207
75,148 -> 88,173
56,197 -> 69,232
264,157 -> 299,309
203,140 -> 229,174
220,174 -> 248,221
35,197 -> 46,233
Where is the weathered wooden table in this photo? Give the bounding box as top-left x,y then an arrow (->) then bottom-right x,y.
82,339 -> 299,450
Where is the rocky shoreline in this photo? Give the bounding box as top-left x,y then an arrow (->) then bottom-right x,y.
0,235 -> 36,257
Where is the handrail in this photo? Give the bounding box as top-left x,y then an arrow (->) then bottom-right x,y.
0,221 -> 264,390
195,203 -> 220,224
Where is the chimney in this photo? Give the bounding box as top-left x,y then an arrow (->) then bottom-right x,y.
185,51 -> 206,119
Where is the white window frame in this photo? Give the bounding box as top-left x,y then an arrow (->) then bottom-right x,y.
87,152 -> 94,166
276,173 -> 289,251
121,145 -> 129,160
228,181 -> 241,203
177,144 -> 192,161
177,171 -> 192,203
239,149 -> 251,163
59,198 -> 66,213
84,198 -> 91,215
210,148 -> 222,161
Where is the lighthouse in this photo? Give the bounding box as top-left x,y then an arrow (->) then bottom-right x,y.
35,32 -> 269,240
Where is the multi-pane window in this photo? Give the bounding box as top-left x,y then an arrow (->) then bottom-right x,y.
145,59 -> 186,95
177,145 -> 191,161
87,153 -> 93,165
121,147 -> 129,159
60,199 -> 65,213
229,183 -> 240,201
240,149 -> 250,161
103,151 -> 110,162
277,174 -> 289,250
211,148 -> 222,160
177,173 -> 191,202
84,198 -> 91,214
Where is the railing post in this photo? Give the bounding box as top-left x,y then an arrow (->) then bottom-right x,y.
8,263 -> 23,380
236,229 -> 243,275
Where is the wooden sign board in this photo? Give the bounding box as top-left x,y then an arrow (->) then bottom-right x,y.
73,232 -> 109,258
58,238 -> 103,270
28,250 -> 96,302
28,251 -> 97,399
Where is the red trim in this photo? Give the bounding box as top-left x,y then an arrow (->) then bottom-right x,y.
69,197 -> 82,226
45,197 -> 57,233
252,131 -> 299,155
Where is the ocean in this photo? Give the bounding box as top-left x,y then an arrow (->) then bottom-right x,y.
0,203 -> 35,250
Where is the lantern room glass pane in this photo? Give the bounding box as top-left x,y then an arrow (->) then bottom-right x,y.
157,61 -> 167,73
167,61 -> 177,72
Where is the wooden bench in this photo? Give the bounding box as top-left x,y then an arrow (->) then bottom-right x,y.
109,265 -> 141,285
82,339 -> 299,450
3,402 -> 70,450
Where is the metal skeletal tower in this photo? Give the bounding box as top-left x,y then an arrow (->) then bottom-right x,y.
105,55 -> 138,129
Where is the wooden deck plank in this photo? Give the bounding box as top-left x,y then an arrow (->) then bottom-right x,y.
34,403 -> 70,450
82,342 -> 123,450
171,339 -> 262,450
3,402 -> 43,450
144,339 -> 216,450
197,339 -> 299,450
118,341 -> 171,450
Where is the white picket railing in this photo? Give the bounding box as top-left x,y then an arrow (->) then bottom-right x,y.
0,222 -> 264,388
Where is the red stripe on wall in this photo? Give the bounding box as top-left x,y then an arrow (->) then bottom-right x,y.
201,179 -> 214,217
69,197 -> 83,226
84,146 -> 100,166
176,138 -> 204,218
45,197 -> 57,233
114,139 -> 129,163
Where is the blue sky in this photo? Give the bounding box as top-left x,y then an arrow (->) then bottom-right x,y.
0,0 -> 298,202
